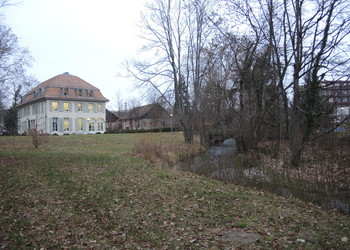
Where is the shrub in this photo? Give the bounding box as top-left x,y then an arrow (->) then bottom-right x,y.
27,129 -> 48,148
132,134 -> 204,166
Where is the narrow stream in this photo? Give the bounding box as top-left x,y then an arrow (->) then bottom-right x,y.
174,139 -> 350,214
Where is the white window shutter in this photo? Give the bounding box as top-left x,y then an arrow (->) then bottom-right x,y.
58,102 -> 63,112
83,118 -> 87,132
75,118 -> 78,132
69,118 -> 73,131
83,103 -> 88,112
49,118 -> 53,132
59,118 -> 64,132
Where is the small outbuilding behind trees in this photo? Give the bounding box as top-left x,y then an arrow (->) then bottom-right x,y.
119,103 -> 170,131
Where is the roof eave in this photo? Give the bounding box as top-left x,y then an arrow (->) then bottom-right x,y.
17,97 -> 109,108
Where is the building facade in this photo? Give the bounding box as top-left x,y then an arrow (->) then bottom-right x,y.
106,109 -> 120,132
119,103 -> 169,130
321,80 -> 350,124
17,73 -> 109,135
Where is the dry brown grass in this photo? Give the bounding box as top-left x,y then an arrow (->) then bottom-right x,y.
132,133 -> 204,167
258,135 -> 350,189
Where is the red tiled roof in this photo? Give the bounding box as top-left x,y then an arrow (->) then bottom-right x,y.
17,73 -> 109,107
120,103 -> 168,120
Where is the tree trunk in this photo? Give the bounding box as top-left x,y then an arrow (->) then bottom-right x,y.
289,108 -> 304,167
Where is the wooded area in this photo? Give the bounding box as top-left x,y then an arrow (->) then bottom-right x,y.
128,0 -> 350,167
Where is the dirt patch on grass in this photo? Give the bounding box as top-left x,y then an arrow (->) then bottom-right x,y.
0,156 -> 18,166
221,230 -> 262,243
0,156 -> 31,169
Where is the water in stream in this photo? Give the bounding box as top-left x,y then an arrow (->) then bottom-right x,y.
174,138 -> 350,213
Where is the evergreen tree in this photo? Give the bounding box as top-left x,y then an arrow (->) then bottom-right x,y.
3,86 -> 21,135
4,105 -> 18,135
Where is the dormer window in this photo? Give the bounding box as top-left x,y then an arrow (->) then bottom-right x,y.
77,89 -> 83,97
88,90 -> 93,97
63,88 -> 69,96
34,89 -> 41,98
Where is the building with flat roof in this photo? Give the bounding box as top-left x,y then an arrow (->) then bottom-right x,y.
321,80 -> 350,128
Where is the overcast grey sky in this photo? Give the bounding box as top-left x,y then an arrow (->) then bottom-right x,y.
3,0 -> 147,109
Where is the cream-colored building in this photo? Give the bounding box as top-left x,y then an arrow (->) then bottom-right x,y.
17,73 -> 109,135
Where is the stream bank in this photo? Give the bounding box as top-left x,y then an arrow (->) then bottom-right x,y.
174,138 -> 350,213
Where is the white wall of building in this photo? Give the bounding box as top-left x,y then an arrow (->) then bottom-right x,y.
18,100 -> 106,135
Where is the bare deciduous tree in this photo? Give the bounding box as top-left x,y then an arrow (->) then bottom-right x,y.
277,0 -> 350,166
127,0 -> 216,143
0,23 -> 36,107
224,0 -> 350,166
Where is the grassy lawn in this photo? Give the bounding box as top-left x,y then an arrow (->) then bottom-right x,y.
0,133 -> 349,249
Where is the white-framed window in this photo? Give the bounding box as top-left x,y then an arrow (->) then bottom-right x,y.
97,104 -> 102,112
32,104 -> 38,115
88,103 -> 94,112
77,103 -> 83,112
52,101 -> 58,111
97,119 -> 103,131
88,90 -> 93,97
89,118 -> 95,131
64,102 -> 69,112
337,107 -> 349,117
30,120 -> 36,130
77,118 -> 83,131
53,118 -> 58,132
64,118 -> 69,132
